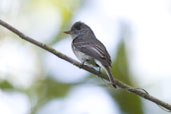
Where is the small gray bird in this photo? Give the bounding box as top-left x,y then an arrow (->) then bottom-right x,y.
64,22 -> 117,88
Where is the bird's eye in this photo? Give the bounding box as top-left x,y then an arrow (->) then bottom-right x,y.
75,24 -> 81,30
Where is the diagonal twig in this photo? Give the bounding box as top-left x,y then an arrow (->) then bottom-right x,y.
0,19 -> 171,111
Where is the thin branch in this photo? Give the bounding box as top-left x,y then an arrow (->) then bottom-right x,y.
0,19 -> 171,111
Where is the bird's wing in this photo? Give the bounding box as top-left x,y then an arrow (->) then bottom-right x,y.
73,38 -> 111,67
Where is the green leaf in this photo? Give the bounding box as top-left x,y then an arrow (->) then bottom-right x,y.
111,41 -> 143,114
27,77 -> 72,114
0,80 -> 14,90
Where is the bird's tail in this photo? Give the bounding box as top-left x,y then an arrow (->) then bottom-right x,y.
104,66 -> 117,88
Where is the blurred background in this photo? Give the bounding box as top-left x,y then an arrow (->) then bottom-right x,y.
0,0 -> 171,114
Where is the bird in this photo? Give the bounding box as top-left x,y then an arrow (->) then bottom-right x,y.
64,21 -> 117,88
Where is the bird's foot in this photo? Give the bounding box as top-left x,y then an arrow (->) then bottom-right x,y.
79,61 -> 85,68
111,81 -> 117,88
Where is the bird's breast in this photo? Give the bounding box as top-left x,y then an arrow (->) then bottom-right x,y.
72,45 -> 92,62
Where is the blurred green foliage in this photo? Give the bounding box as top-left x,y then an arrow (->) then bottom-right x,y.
0,80 -> 14,90
27,77 -> 72,114
47,0 -> 83,44
111,41 -> 143,114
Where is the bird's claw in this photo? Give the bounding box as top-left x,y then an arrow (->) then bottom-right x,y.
79,61 -> 85,68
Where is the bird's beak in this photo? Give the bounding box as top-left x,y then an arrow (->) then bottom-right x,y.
64,30 -> 71,34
